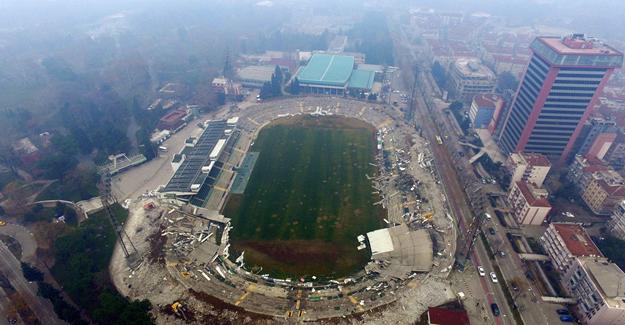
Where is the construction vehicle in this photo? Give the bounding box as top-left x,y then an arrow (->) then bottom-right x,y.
171,302 -> 188,320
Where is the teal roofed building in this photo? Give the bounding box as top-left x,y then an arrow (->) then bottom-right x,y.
348,69 -> 375,91
295,53 -> 376,95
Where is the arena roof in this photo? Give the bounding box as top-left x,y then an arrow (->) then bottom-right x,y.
297,54 -> 355,87
348,69 -> 375,90
162,120 -> 227,195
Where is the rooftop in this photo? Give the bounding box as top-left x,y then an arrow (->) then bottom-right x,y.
531,35 -> 623,68
427,307 -> 470,325
366,224 -> 433,275
237,65 -> 275,82
297,54 -> 355,87
539,35 -> 622,56
580,258 -> 625,303
348,69 -> 375,90
516,181 -> 551,208
160,109 -> 187,123
162,120 -> 228,195
552,223 -> 603,257
453,58 -> 495,79
522,152 -> 551,167
472,93 -> 503,108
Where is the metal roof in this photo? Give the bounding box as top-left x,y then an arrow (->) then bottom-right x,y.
162,120 -> 228,194
297,54 -> 355,87
348,69 -> 375,90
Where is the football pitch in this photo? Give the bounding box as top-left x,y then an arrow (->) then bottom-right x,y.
223,115 -> 384,278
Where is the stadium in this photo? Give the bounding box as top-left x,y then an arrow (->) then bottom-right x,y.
115,96 -> 454,321
296,53 -> 376,95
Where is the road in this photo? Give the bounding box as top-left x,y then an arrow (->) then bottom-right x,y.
389,17 -> 514,325
388,14 -> 568,325
0,242 -> 63,325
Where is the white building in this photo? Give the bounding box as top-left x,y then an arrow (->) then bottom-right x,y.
565,258 -> 625,325
541,223 -> 603,274
608,200 -> 625,241
449,58 -> 496,102
505,152 -> 551,188
507,181 -> 551,225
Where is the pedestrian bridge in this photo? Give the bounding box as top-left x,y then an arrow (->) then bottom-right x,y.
541,296 -> 577,304
518,253 -> 551,261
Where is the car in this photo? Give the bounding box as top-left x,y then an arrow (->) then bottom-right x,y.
490,303 -> 500,316
500,250 -> 506,257
485,213 -> 492,220
557,309 -> 570,315
490,272 -> 498,283
488,227 -> 496,235
478,266 -> 486,277
560,315 -> 574,322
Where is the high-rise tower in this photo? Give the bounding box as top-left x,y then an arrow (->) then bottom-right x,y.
497,34 -> 623,165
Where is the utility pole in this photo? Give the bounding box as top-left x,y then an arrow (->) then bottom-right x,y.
99,169 -> 136,258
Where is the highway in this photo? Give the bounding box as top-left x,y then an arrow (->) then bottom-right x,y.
390,17 -> 515,325
0,242 -> 63,325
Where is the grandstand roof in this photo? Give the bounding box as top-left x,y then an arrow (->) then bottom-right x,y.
348,69 -> 375,90
297,54 -> 355,87
162,120 -> 227,195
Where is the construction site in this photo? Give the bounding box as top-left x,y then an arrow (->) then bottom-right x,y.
107,96 -> 458,324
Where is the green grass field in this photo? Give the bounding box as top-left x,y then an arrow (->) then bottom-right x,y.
224,115 -> 384,278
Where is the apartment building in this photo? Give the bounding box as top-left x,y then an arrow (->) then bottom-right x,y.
505,152 -> 551,188
608,200 -> 625,241
507,181 -> 551,225
541,223 -> 603,273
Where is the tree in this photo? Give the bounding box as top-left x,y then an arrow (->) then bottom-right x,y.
270,65 -> 283,97
21,263 -> 44,282
288,78 -> 300,95
273,65 -> 283,85
431,61 -> 448,89
259,81 -> 273,99
497,71 -> 519,92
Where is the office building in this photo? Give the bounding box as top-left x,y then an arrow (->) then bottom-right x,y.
497,34 -> 623,164
449,58 -> 496,102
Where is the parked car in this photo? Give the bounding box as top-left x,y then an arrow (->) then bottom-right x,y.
556,309 -> 570,315
491,303 -> 500,316
478,266 -> 486,277
490,272 -> 498,283
560,315 -> 574,322
488,227 -> 496,235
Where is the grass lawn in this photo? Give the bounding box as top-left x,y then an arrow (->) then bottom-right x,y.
51,204 -> 153,324
223,115 -> 384,278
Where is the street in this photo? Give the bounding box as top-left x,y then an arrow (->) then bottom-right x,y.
0,242 -> 63,325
